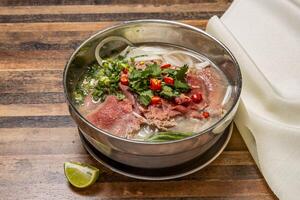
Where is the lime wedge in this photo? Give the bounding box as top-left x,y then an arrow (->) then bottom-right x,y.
64,162 -> 100,188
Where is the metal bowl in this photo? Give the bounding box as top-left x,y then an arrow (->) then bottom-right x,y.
63,19 -> 242,169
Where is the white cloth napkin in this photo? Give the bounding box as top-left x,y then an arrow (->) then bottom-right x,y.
205,0 -> 300,199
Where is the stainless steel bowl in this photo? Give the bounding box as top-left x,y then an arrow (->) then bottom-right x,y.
63,19 -> 242,169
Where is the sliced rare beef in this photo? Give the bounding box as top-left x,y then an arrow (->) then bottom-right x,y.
198,66 -> 225,116
86,66 -> 225,135
142,100 -> 182,129
187,70 -> 208,100
119,83 -> 143,114
119,83 -> 135,105
139,69 -> 212,128
86,95 -> 141,138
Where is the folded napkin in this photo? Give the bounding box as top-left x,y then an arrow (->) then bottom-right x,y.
206,0 -> 300,199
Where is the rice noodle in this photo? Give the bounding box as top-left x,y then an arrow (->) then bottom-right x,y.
134,55 -> 163,62
162,50 -> 205,67
125,46 -> 169,58
195,60 -> 211,69
119,46 -> 133,57
124,46 -> 169,62
121,46 -> 170,63
163,51 -> 212,71
95,36 -> 134,65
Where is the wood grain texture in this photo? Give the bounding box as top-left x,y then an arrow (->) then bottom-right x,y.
0,0 -> 221,6
0,92 -> 66,104
0,12 -> 223,23
0,70 -> 63,93
0,0 -> 276,199
0,20 -> 207,32
0,4 -> 230,15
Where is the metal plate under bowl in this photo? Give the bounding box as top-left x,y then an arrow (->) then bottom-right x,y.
79,123 -> 233,180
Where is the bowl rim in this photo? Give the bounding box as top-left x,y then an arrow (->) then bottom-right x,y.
63,19 -> 242,145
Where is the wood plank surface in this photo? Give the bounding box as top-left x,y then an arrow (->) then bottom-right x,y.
0,0 -> 277,199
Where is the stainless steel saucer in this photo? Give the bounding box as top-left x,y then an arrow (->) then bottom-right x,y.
79,123 -> 233,180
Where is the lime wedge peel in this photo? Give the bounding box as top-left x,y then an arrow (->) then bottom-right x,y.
64,161 -> 100,188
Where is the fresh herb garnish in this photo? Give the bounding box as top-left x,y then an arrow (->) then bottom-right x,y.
138,90 -> 154,106
115,91 -> 126,100
175,64 -> 189,81
174,80 -> 190,92
162,68 -> 176,76
73,57 -> 132,104
145,64 -> 161,77
129,63 -> 161,96
146,131 -> 193,142
160,85 -> 178,100
73,57 -> 190,106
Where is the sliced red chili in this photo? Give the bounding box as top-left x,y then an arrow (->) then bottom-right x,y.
121,73 -> 128,78
163,76 -> 174,86
151,96 -> 162,105
191,92 -> 203,103
160,63 -> 171,69
150,78 -> 162,91
120,74 -> 129,85
202,111 -> 210,118
122,68 -> 128,74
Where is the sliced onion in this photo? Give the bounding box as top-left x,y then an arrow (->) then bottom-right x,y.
95,36 -> 133,65
91,97 -> 101,104
126,47 -> 163,58
119,46 -> 133,57
127,46 -> 169,56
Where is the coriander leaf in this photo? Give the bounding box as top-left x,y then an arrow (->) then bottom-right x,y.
160,85 -> 177,99
141,64 -> 161,78
141,69 -> 151,78
92,89 -> 106,102
130,57 -> 135,63
139,95 -> 151,106
117,55 -> 125,60
162,68 -> 176,76
148,64 -> 161,77
138,90 -> 154,106
115,92 -> 125,100
176,64 -> 188,81
129,69 -> 142,80
129,79 -> 149,93
174,80 -> 190,92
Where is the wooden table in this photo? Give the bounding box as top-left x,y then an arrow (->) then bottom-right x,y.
0,1 -> 277,199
